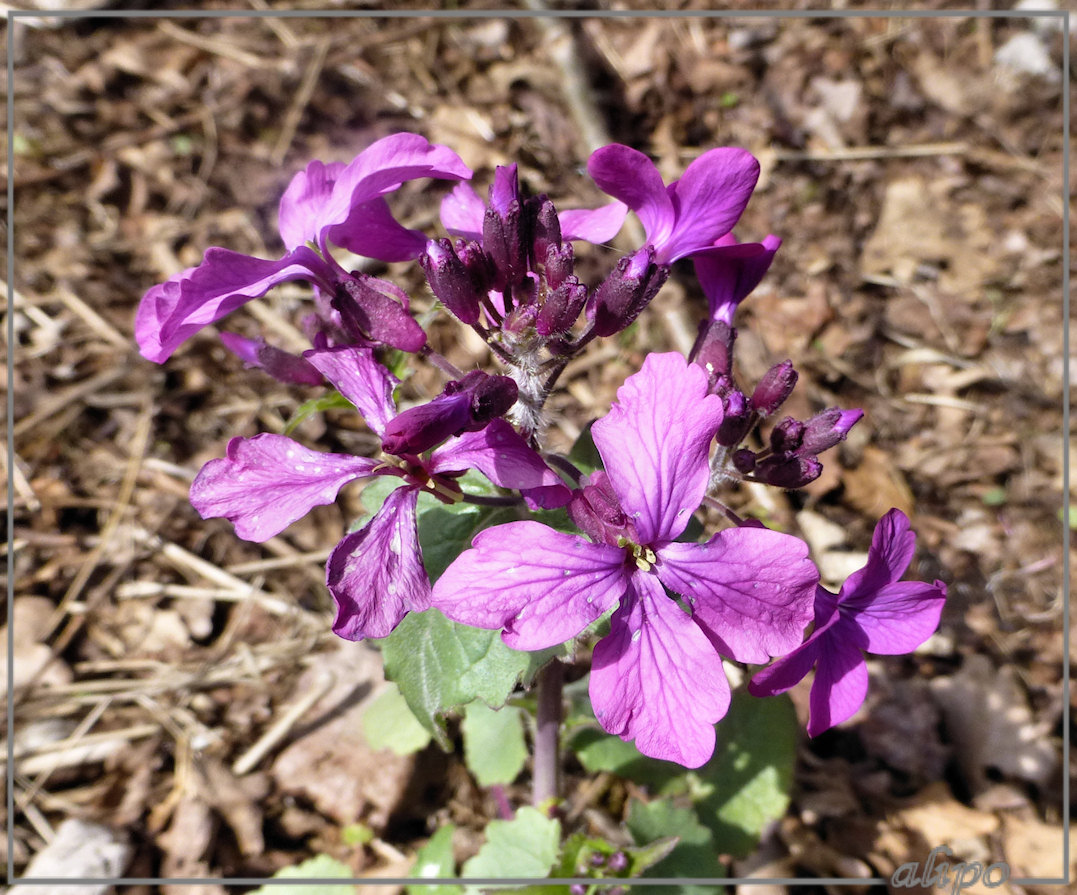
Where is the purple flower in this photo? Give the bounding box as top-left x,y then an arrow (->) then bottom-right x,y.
748,509 -> 947,736
693,233 -> 781,325
190,345 -> 569,641
136,134 -> 471,362
430,353 -> 818,767
586,144 -> 761,264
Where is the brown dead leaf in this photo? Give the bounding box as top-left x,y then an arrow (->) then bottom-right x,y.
841,445 -> 915,519
1000,813 -> 1075,881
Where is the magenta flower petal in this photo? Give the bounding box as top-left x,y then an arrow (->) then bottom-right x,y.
440,182 -> 486,241
693,233 -> 781,325
661,148 -> 760,262
428,420 -> 571,509
328,485 -> 431,641
328,197 -> 430,263
315,133 -> 471,245
746,632 -> 826,698
135,246 -> 333,363
304,345 -> 398,437
657,526 -> 817,664
429,521 -> 630,651
189,434 -> 379,542
587,144 -> 675,249
278,159 -> 346,251
847,580 -> 947,654
557,201 -> 629,245
591,353 -> 722,544
807,636 -> 869,736
589,574 -> 731,768
841,508 -> 917,600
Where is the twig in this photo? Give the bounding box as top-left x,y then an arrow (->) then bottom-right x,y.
271,36 -> 331,165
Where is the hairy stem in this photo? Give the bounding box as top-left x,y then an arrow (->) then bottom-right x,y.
532,659 -> 563,812
419,346 -> 465,379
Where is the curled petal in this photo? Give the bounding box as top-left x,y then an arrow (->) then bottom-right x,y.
303,344 -> 398,437
656,527 -> 817,664
328,485 -> 431,640
692,233 -> 781,325
590,574 -> 731,768
587,144 -> 675,249
840,508 -> 917,600
190,434 -> 379,542
558,201 -> 629,245
278,159 -> 346,251
429,521 -> 630,650
747,633 -> 826,699
136,247 -> 332,363
592,353 -> 722,543
429,420 -> 571,509
328,197 -> 430,262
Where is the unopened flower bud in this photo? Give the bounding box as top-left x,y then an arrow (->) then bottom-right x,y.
732,448 -> 756,474
769,417 -> 805,454
544,241 -> 575,291
332,274 -> 426,353
607,852 -> 628,873
454,238 -> 495,291
483,202 -> 527,290
420,239 -> 481,325
570,886 -> 586,895
589,852 -> 607,868
755,453 -> 822,489
380,371 -> 518,455
750,360 -> 797,416
536,276 -> 588,336
567,470 -> 638,547
716,389 -> 752,446
529,196 -> 562,262
587,247 -> 669,337
693,320 -> 737,389
800,407 -> 863,455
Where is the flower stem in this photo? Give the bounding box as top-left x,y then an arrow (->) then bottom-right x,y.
460,493 -> 523,507
532,659 -> 563,813
420,346 -> 465,379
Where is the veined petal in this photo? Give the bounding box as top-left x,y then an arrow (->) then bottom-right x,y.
328,197 -> 431,262
190,434 -> 379,542
429,521 -> 630,650
657,527 -> 817,664
590,574 -> 730,768
807,634 -> 868,736
840,508 -> 917,601
692,234 -> 781,324
558,201 -> 629,245
440,182 -> 486,241
316,133 -> 471,239
662,148 -> 760,262
847,579 -> 947,654
303,344 -> 399,437
587,144 -> 675,248
278,159 -> 346,251
136,246 -> 332,363
328,485 -> 430,640
592,352 -> 722,544
429,420 -> 571,508
747,634 -> 825,698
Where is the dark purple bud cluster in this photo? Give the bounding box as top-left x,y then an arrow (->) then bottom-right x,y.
567,471 -> 640,547
380,370 -> 518,455
587,247 -> 669,338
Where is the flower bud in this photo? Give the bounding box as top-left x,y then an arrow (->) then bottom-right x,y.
716,389 -> 753,447
607,852 -> 628,873
544,241 -> 575,291
755,453 -> 822,489
529,195 -> 562,262
750,360 -> 797,416
419,239 -> 481,325
332,274 -> 426,353
567,470 -> 639,547
692,320 -> 736,389
769,417 -> 805,454
732,448 -> 756,474
483,202 -> 528,291
800,407 -> 863,455
587,247 -> 669,337
536,276 -> 588,336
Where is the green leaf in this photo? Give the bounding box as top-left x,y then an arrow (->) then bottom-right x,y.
461,807 -> 560,888
626,800 -> 726,895
248,854 -> 357,894
408,825 -> 462,895
417,503 -> 518,583
462,702 -> 527,787
361,682 -> 432,755
340,823 -> 374,847
283,391 -> 355,436
381,609 -> 564,748
695,691 -> 797,859
565,727 -> 683,791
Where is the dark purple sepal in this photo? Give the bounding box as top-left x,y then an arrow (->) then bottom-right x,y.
755,453 -> 822,489
716,389 -> 752,447
420,238 -> 481,325
587,247 -> 669,337
769,417 -> 805,454
219,332 -> 326,386
332,274 -> 426,352
693,320 -> 737,388
800,407 -> 864,455
566,470 -> 639,547
732,448 -> 756,474
750,360 -> 797,416
543,241 -> 575,291
483,201 -> 528,291
536,276 -> 588,336
529,196 -> 562,262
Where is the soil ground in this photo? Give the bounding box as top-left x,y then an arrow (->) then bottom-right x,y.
3,2 -> 1072,892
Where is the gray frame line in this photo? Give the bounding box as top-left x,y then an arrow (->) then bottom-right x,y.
6,3 -> 1068,891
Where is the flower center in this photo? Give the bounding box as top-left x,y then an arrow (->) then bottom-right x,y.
617,536 -> 657,572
